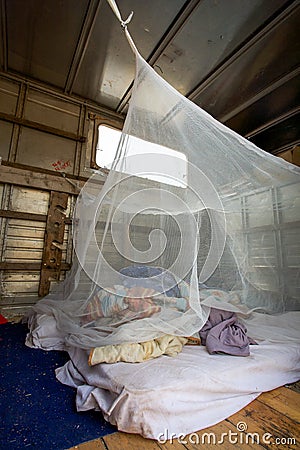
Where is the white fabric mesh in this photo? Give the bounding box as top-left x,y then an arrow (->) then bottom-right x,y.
30,50 -> 300,349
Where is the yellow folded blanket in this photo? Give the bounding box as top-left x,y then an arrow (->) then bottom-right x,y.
88,334 -> 188,365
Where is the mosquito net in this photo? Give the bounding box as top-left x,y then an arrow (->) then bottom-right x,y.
29,5 -> 300,350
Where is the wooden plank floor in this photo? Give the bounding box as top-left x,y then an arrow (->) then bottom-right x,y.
69,386 -> 299,450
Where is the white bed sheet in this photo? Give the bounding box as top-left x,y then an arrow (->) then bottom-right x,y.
54,312 -> 300,439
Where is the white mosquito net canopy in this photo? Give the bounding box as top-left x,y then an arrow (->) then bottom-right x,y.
29,2 -> 300,349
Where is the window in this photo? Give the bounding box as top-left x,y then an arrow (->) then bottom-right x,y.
96,124 -> 187,187
96,124 -> 122,169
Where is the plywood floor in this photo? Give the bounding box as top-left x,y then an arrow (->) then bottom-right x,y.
69,386 -> 299,449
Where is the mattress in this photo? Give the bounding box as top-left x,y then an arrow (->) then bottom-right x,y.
54,311 -> 300,439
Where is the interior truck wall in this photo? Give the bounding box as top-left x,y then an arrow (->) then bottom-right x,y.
0,73 -> 123,317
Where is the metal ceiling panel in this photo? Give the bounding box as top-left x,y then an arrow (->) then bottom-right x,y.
152,0 -> 287,96
0,0 -> 299,155
6,0 -> 89,88
249,112 -> 300,153
191,2 -> 299,119
225,73 -> 300,137
72,0 -> 187,109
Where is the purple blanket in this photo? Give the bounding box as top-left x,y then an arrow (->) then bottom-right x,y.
199,308 -> 256,356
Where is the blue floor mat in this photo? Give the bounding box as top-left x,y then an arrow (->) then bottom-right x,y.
0,322 -> 116,450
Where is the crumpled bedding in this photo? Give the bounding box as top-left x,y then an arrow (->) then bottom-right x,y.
83,285 -> 188,324
82,265 -> 253,329
83,286 -> 161,323
88,334 -> 188,365
85,284 -> 257,365
81,265 -> 255,360
25,284 -> 251,353
88,307 -> 256,365
200,308 -> 257,356
83,265 -> 185,324
55,311 -> 300,439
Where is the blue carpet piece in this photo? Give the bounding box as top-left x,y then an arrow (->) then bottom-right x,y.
0,322 -> 116,450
